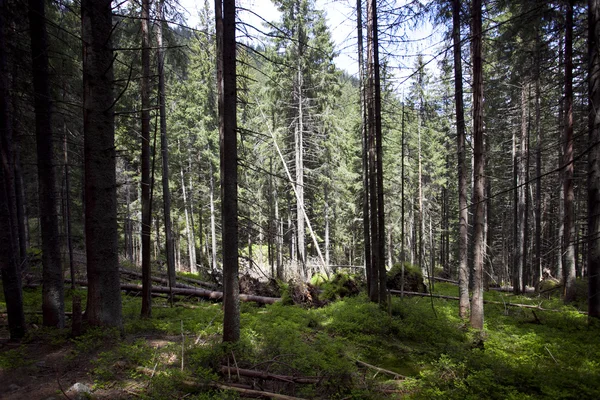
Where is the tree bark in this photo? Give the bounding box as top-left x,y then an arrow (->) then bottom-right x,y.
588,0 -> 600,319
370,0 -> 386,305
515,83 -> 529,295
470,0 -> 485,330
564,0 -> 577,303
452,0 -> 470,319
357,0 -> 371,291
156,0 -> 176,296
140,0 -> 153,318
81,0 -> 123,329
29,0 -> 65,328
216,0 -> 240,342
0,0 -> 26,339
535,68 -> 543,285
366,0 -> 380,303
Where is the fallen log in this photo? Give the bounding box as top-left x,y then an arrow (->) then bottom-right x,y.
219,366 -> 320,384
208,382 -> 307,400
118,283 -> 281,304
389,290 -> 587,314
120,268 -> 219,290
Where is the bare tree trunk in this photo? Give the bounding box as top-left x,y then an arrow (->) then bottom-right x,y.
29,0 -> 65,328
64,121 -> 74,288
535,68 -> 543,285
295,65 -> 306,278
357,0 -> 371,292
157,0 -> 176,294
470,0 -> 485,330
140,0 -> 153,318
216,0 -> 239,343
588,0 -> 600,319
209,159 -> 218,273
325,184 -> 330,267
366,0 -> 380,303
453,0 -> 470,319
515,83 -> 529,295
181,166 -> 194,272
188,157 -> 198,272
0,0 -> 26,339
370,0 -> 386,305
564,0 -> 577,303
81,0 -> 122,329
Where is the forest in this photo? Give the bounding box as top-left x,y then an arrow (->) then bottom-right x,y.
1,0 -> 600,398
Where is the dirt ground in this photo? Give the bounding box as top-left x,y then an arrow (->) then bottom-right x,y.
0,335 -> 146,400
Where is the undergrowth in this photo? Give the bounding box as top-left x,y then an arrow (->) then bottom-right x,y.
2,280 -> 599,399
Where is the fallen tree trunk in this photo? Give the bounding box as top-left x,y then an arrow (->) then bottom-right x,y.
389,290 -> 587,314
219,366 -> 320,384
120,268 -> 219,290
118,282 -> 280,304
31,280 -> 280,304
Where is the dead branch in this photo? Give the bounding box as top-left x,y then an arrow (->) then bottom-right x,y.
355,360 -> 406,380
219,365 -> 320,384
389,290 -> 587,314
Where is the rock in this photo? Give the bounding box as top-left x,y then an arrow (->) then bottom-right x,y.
8,383 -> 20,392
67,382 -> 92,400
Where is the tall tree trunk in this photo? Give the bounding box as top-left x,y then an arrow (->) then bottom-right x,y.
157,0 -> 176,294
82,0 -> 122,328
370,0 -> 386,305
295,65 -> 306,278
64,121 -> 75,288
181,166 -> 194,272
188,157 -> 198,272
324,184 -> 330,267
140,0 -> 152,318
564,0 -> 577,303
453,0 -> 470,319
401,100 -> 406,266
366,0 -> 379,302
209,159 -> 218,273
470,0 -> 485,330
515,83 -> 529,295
588,0 -> 600,319
0,0 -> 26,339
535,68 -> 543,285
216,0 -> 239,343
14,147 -> 28,269
29,0 -> 65,328
357,0 -> 371,292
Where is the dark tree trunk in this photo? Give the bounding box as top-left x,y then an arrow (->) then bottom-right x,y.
216,0 -> 240,343
370,0 -> 386,305
366,0 -> 379,303
515,83 -> 529,295
588,0 -> 600,319
82,0 -> 122,328
140,0 -> 152,318
0,0 -> 26,340
453,0 -> 470,319
357,0 -> 371,293
535,67 -> 543,285
29,0 -> 65,328
564,0 -> 577,303
470,0 -> 485,330
157,0 -> 176,299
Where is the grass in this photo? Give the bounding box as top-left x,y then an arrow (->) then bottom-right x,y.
1,280 -> 600,399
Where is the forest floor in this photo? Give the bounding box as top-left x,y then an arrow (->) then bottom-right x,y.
1,277 -> 600,399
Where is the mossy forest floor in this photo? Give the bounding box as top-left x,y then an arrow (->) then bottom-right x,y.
1,279 -> 600,399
